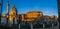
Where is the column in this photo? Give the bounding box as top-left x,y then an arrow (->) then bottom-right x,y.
58,22 -> 59,26
43,24 -> 45,28
52,23 -> 53,27
19,24 -> 21,29
31,23 -> 33,29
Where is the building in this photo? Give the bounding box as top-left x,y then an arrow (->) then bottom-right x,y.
26,11 -> 43,21
19,11 -> 43,22
49,16 -> 58,19
9,5 -> 18,24
43,15 -> 50,19
43,15 -> 58,20
1,1 -> 9,24
20,14 -> 26,21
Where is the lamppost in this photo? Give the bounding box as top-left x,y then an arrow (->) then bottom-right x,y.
0,2 -> 1,24
58,0 -> 60,23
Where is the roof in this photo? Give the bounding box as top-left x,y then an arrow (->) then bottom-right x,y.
27,11 -> 43,13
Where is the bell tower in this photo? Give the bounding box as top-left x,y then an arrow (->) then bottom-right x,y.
6,1 -> 10,24
6,1 -> 10,18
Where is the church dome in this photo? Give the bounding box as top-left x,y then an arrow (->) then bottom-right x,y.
10,5 -> 17,15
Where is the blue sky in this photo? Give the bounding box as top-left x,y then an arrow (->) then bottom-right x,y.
2,0 -> 58,16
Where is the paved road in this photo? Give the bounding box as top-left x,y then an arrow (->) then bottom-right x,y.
33,26 -> 59,29
18,25 -> 59,29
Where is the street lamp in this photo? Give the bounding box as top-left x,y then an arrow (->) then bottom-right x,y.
0,2 -> 1,24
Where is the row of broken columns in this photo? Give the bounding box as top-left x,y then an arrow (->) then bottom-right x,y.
18,21 -> 59,29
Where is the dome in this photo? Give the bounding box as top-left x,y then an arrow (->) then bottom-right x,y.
10,5 -> 17,15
